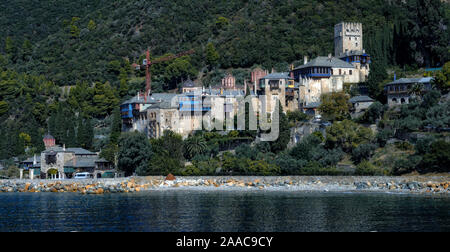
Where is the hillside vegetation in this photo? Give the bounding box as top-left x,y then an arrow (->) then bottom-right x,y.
0,0 -> 449,175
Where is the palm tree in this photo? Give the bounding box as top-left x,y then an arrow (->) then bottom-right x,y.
184,136 -> 207,159
409,83 -> 425,102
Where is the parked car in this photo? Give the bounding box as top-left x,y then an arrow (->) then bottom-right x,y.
74,172 -> 93,179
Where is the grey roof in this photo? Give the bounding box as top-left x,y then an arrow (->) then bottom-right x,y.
42,146 -> 66,153
349,95 -> 374,103
21,155 -> 41,163
64,156 -> 98,168
386,77 -> 434,86
260,72 -> 293,80
183,89 -> 247,97
122,93 -> 181,111
122,93 -> 179,105
66,148 -> 96,155
294,56 -> 355,70
95,158 -> 110,163
303,102 -> 321,108
181,79 -> 200,88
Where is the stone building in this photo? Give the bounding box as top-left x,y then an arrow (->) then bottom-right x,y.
251,68 -> 269,90
349,95 -> 375,117
256,72 -> 299,114
334,22 -> 363,57
221,73 -> 236,89
334,22 -> 371,82
292,55 -> 350,110
21,135 -> 114,179
181,79 -> 202,93
385,77 -> 434,107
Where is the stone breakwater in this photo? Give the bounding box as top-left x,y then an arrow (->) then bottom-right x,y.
0,176 -> 449,195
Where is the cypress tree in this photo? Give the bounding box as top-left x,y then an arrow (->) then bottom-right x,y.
110,107 -> 122,145
83,118 -> 94,150
76,115 -> 85,148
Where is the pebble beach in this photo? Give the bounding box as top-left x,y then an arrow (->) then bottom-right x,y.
1,175 -> 449,195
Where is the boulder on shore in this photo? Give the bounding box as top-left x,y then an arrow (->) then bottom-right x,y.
166,174 -> 176,181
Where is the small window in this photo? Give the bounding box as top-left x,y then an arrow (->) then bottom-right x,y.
349,70 -> 352,75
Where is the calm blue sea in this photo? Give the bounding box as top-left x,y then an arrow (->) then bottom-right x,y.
0,191 -> 449,232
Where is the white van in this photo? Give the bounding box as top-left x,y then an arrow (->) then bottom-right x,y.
74,172 -> 92,179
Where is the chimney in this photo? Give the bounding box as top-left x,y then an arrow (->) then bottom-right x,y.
304,56 -> 308,65
63,144 -> 66,151
394,73 -> 396,81
328,53 -> 332,61
33,154 -> 37,166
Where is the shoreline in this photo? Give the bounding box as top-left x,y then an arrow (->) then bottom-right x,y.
0,175 -> 449,195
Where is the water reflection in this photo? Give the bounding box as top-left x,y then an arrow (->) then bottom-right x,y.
0,191 -> 449,232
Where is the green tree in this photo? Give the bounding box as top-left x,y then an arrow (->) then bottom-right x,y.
433,62 -> 450,93
83,118 -> 93,150
319,92 -> 351,121
91,81 -> 119,118
147,130 -> 184,175
205,42 -> 219,69
184,136 -> 207,159
0,101 -> 8,116
325,119 -> 373,153
269,101 -> 290,153
69,17 -> 81,39
419,140 -> 450,173
110,107 -> 122,145
5,37 -> 16,62
118,131 -> 152,176
22,39 -> 32,61
87,19 -> 96,31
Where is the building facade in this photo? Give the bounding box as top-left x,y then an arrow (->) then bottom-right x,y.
21,135 -> 114,179
385,77 -> 434,107
334,22 -> 371,82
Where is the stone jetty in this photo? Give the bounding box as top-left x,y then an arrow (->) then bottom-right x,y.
0,176 -> 449,195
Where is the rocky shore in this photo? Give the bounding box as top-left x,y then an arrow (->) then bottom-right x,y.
0,175 -> 449,195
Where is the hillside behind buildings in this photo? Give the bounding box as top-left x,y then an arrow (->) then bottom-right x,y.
0,0 -> 449,177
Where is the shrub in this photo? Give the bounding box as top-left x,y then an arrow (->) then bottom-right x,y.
375,129 -> 394,147
352,143 -> 378,164
181,165 -> 202,176
419,140 -> 450,173
392,156 -> 421,175
355,161 -> 384,176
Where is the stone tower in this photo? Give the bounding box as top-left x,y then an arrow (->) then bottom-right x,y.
334,22 -> 363,57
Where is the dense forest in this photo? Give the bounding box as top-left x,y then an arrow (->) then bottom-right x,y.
0,0 -> 449,175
